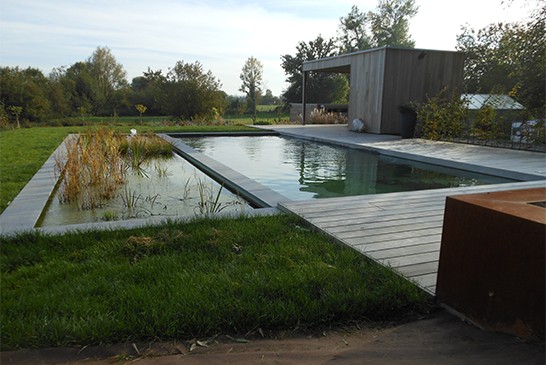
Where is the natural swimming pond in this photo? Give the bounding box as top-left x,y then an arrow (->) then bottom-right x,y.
181,136 -> 515,201
39,153 -> 250,227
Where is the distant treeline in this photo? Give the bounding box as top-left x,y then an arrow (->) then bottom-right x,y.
0,47 -> 281,126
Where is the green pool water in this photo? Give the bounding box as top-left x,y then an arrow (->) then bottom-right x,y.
181,136 -> 515,201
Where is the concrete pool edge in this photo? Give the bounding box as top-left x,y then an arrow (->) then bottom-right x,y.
0,133 -> 283,237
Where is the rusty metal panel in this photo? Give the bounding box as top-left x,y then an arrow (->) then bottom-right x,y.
437,188 -> 546,339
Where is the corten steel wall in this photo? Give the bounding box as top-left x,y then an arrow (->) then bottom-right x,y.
303,47 -> 464,135
436,188 -> 546,339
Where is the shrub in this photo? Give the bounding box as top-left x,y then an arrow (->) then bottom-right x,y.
417,89 -> 467,140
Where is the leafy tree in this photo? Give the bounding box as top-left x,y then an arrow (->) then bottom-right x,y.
87,46 -> 129,115
130,69 -> 166,116
162,60 -> 224,121
368,0 -> 419,48
224,95 -> 247,115
281,35 -> 348,104
7,106 -> 22,128
47,68 -> 72,118
337,5 -> 372,54
0,67 -> 52,123
261,89 -> 280,105
61,62 -> 94,115
456,4 -> 545,115
239,56 -> 263,121
135,104 -> 147,123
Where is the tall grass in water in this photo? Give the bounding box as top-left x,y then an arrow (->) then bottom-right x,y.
118,133 -> 172,177
55,129 -> 126,209
55,128 -> 172,210
195,177 -> 241,215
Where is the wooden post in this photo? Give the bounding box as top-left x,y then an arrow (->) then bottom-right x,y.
302,70 -> 308,125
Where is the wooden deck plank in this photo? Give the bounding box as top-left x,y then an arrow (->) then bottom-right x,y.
326,215 -> 444,234
334,223 -> 443,240
395,262 -> 439,277
316,209 -> 445,229
356,235 -> 442,254
379,252 -> 440,268
368,243 -> 440,260
337,228 -> 443,246
280,180 -> 546,296
303,204 -> 444,224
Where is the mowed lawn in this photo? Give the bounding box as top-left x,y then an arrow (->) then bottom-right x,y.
0,123 -> 431,351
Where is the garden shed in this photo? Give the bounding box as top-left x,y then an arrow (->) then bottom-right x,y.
302,46 -> 464,134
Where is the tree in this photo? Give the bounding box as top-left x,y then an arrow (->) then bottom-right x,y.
281,35 -> 348,104
130,68 -> 166,116
62,62 -> 94,115
337,5 -> 372,54
7,106 -> 22,128
456,4 -> 545,115
239,56 -> 263,122
0,67 -> 52,123
87,46 -> 128,115
135,104 -> 147,123
368,0 -> 419,48
261,89 -> 280,105
162,60 -> 224,121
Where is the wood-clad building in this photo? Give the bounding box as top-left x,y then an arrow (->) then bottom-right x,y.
302,47 -> 464,134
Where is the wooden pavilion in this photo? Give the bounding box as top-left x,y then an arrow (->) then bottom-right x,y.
302,46 -> 464,134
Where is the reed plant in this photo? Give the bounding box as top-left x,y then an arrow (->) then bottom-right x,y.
55,128 -> 174,210
306,108 -> 348,125
55,128 -> 126,210
195,178 -> 241,215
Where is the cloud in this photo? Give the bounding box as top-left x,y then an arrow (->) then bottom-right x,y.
1,0 -> 540,96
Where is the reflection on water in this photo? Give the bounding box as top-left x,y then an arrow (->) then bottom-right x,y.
182,136 -> 514,200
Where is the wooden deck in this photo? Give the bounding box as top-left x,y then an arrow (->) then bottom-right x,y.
278,181 -> 546,295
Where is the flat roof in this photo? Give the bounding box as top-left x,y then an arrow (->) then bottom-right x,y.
302,46 -> 461,73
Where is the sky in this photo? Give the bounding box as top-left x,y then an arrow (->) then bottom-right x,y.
0,0 -> 540,97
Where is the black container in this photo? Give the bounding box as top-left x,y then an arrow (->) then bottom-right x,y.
400,111 -> 417,138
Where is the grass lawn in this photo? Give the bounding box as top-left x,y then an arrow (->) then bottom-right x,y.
0,121 -> 431,351
0,214 -> 430,350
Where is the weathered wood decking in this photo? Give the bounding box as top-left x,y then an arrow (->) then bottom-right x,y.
279,181 -> 546,295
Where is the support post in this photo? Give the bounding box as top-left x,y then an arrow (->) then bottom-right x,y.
302,70 -> 308,125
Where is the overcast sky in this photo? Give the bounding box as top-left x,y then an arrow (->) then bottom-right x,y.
0,0 -> 539,96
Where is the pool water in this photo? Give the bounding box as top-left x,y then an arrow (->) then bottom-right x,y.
181,136 -> 515,201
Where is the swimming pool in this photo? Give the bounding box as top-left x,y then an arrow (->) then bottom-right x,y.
180,136 -> 515,201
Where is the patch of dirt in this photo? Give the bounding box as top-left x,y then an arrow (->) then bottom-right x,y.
2,310 -> 544,365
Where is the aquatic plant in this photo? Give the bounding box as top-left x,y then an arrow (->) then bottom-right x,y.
102,211 -> 119,221
194,177 -> 241,215
54,128 -> 173,210
55,128 -> 126,210
119,132 -> 172,176
120,186 -> 142,209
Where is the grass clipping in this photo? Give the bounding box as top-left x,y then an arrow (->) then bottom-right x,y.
55,128 -> 172,210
